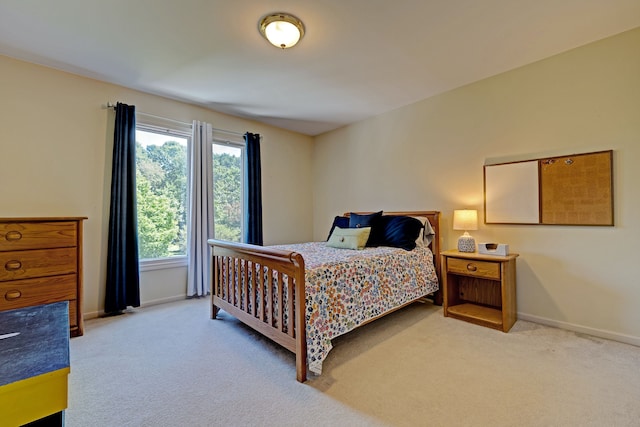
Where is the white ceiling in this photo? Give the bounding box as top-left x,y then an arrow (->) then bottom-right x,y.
1,1 -> 639,136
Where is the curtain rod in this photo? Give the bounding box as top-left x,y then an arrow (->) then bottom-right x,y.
106,102 -> 246,137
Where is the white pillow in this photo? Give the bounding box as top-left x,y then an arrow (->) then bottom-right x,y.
326,227 -> 371,250
411,216 -> 435,247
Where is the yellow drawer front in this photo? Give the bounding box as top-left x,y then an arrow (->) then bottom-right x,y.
447,257 -> 501,280
0,368 -> 69,426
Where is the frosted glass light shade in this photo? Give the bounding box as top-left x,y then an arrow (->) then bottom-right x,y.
453,210 -> 478,252
453,210 -> 478,231
259,13 -> 305,49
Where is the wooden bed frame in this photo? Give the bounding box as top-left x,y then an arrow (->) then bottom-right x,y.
208,211 -> 441,382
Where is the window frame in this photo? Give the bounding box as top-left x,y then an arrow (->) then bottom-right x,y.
212,137 -> 246,243
136,122 -> 191,271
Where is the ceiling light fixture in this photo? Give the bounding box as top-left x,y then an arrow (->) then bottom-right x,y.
259,13 -> 305,49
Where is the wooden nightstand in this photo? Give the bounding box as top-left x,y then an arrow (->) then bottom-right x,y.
441,249 -> 518,332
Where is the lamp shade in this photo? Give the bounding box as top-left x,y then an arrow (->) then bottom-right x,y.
453,209 -> 478,231
259,13 -> 305,49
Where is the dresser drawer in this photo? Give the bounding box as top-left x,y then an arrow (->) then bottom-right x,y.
0,274 -> 77,311
68,300 -> 78,328
0,221 -> 77,251
0,247 -> 77,282
447,257 -> 501,280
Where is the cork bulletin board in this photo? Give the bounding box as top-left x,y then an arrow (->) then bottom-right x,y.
484,150 -> 613,226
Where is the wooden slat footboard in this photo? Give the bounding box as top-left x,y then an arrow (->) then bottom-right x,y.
208,239 -> 308,382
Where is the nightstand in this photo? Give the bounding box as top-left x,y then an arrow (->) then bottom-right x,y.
441,250 -> 518,332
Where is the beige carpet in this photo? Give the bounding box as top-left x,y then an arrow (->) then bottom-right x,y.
67,298 -> 640,426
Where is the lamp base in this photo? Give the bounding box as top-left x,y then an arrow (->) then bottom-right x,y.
457,235 -> 476,252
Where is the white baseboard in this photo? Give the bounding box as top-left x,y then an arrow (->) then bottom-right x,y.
140,294 -> 188,308
518,312 -> 640,347
83,294 -> 188,320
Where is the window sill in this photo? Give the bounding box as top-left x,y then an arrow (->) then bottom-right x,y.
139,256 -> 188,272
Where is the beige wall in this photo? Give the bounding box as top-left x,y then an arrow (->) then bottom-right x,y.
313,28 -> 640,344
0,55 -> 314,318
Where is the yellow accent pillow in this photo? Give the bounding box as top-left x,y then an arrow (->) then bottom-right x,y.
326,227 -> 371,250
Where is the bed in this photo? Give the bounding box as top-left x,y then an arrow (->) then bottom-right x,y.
208,210 -> 441,382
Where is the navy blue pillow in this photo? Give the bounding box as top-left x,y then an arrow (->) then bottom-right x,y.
349,211 -> 383,229
327,216 -> 350,240
378,216 -> 424,250
349,211 -> 383,247
366,215 -> 392,247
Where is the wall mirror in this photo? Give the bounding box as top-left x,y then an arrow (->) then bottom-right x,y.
484,150 -> 613,226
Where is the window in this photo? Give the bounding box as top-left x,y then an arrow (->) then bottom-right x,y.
135,126 -> 189,262
212,141 -> 244,242
135,122 -> 245,268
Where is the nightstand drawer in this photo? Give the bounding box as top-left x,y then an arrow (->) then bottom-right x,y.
0,221 -> 77,251
447,257 -> 500,280
0,248 -> 77,281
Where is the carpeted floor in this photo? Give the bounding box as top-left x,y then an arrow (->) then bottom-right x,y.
67,298 -> 640,426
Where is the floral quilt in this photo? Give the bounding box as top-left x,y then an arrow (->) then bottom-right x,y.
271,242 -> 439,375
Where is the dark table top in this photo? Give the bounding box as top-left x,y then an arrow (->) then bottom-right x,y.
0,301 -> 70,387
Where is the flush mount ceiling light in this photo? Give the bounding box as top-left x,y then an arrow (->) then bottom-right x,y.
259,13 -> 305,49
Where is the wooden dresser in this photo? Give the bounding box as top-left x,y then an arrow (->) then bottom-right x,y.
0,217 -> 86,337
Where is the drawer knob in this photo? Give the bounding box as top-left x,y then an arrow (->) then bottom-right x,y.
5,290 -> 22,300
466,263 -> 477,272
5,230 -> 23,241
5,260 -> 22,271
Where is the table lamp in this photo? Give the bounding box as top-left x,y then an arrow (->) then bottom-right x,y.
453,209 -> 478,252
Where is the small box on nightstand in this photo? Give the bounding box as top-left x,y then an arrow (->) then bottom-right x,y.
478,243 -> 509,256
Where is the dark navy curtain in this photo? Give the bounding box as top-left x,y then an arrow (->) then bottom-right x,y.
105,102 -> 140,314
244,132 -> 263,245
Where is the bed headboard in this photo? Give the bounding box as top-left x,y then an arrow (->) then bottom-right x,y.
343,211 -> 441,282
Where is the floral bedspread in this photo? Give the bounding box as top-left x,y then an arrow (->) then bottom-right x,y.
271,242 -> 439,375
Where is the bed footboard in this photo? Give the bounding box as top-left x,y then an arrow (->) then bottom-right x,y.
207,239 -> 308,382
